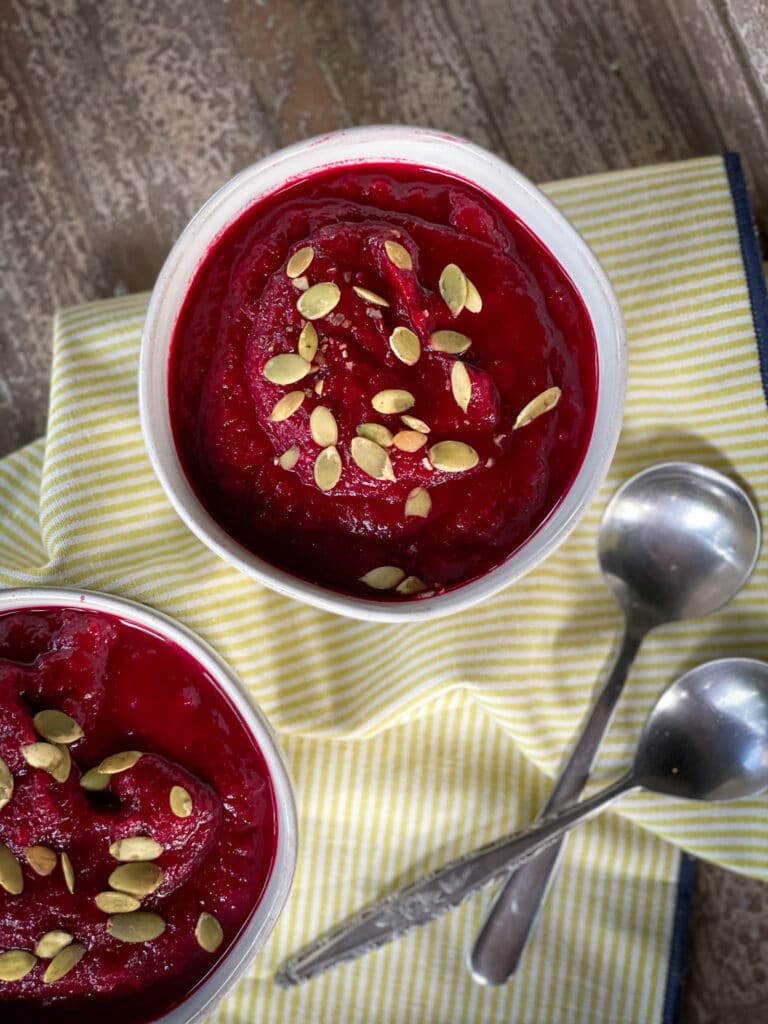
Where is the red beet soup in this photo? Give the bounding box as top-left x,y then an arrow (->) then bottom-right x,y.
169,163 -> 598,598
0,606 -> 277,1023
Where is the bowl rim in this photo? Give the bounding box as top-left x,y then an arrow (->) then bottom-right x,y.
140,124 -> 627,622
0,585 -> 298,1024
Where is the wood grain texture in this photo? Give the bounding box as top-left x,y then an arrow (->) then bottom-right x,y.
1,2 -> 767,1020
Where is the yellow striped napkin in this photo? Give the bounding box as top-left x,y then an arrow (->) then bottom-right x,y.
2,154 -> 767,1024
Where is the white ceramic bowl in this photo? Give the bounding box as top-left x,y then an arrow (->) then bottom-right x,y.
0,586 -> 297,1024
140,125 -> 626,622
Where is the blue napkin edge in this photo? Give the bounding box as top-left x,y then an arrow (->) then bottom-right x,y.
662,151 -> 767,1022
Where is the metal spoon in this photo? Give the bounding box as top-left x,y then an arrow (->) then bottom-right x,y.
276,657 -> 768,986
470,461 -> 761,985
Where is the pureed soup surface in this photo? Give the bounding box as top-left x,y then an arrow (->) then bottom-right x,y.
170,163 -> 598,598
0,607 -> 277,1023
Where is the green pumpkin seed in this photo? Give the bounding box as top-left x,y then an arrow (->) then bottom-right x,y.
107,912 -> 166,944
0,841 -> 23,895
24,845 -> 57,876
351,437 -> 395,481
33,709 -> 83,745
451,361 -> 472,412
297,282 -> 341,319
109,862 -> 164,898
170,785 -> 193,818
43,943 -> 85,983
371,389 -> 415,415
109,837 -> 164,862
513,386 -> 562,429
384,240 -> 413,270
352,285 -> 389,307
269,390 -> 305,422
439,263 -> 468,315
389,326 -> 420,365
430,330 -> 471,355
35,930 -> 74,959
359,567 -> 406,590
314,446 -> 342,492
286,245 -> 314,279
195,912 -> 224,953
97,751 -> 142,775
429,441 -> 479,472
405,487 -> 432,518
263,353 -> 312,385
309,406 -> 338,448
0,950 -> 36,981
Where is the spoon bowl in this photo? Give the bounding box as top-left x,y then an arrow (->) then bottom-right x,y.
635,657 -> 768,801
598,462 -> 761,626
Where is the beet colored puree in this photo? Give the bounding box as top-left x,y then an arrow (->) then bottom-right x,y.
170,162 -> 598,597
0,607 -> 277,1023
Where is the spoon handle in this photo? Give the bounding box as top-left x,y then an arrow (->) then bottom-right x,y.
275,773 -> 637,987
469,624 -> 645,985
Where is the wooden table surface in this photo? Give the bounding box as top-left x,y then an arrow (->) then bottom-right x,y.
1,2 -> 767,1020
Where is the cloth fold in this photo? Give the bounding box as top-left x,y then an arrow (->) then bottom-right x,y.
1,153 -> 766,1023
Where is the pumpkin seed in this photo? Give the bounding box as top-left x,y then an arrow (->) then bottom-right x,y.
109,862 -> 164,898
33,709 -> 83,745
286,245 -> 314,278
297,321 -> 319,362
359,566 -> 406,590
263,353 -> 312,385
389,326 -> 420,365
384,239 -> 413,270
80,767 -> 110,791
513,386 -> 562,429
465,276 -> 483,313
400,414 -> 430,434
405,487 -> 432,518
98,751 -> 143,775
170,785 -> 193,818
429,441 -> 479,472
310,406 -> 338,447
278,446 -> 301,471
0,841 -> 23,895
392,430 -> 427,452
24,845 -> 57,876
107,912 -> 166,944
371,389 -> 415,415
35,930 -> 74,959
351,437 -> 395,481
451,361 -> 472,412
195,911 -> 224,953
269,390 -> 305,422
396,576 -> 427,595
51,744 -> 71,784
352,285 -> 389,307
430,330 -> 471,355
0,755 -> 13,811
95,891 -> 141,913
109,837 -> 164,862
297,282 -> 340,319
43,943 -> 85,983
61,852 -> 75,894
0,950 -> 36,982
21,741 -> 67,776
356,423 -> 393,447
439,263 -> 468,315
314,446 -> 342,491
